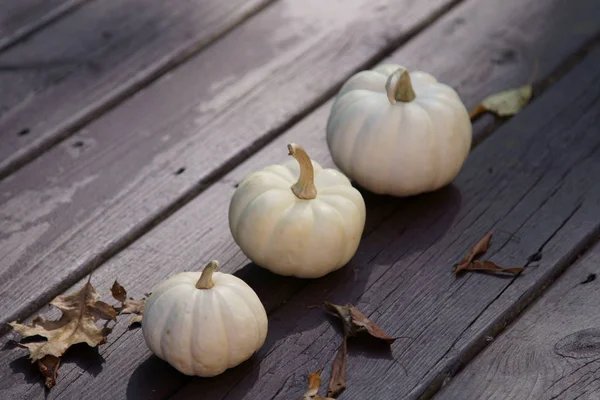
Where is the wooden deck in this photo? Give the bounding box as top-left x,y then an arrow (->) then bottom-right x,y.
1,0 -> 599,398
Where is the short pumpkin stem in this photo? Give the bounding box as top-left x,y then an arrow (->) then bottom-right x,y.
196,260 -> 221,289
385,67 -> 416,104
288,143 -> 317,200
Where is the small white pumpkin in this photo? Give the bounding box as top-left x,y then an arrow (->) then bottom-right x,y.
142,260 -> 267,377
326,64 -> 472,196
228,143 -> 366,278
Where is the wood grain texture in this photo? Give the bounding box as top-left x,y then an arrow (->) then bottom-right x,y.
169,46 -> 600,400
0,0 -> 92,53
435,242 -> 600,400
0,0 -> 459,334
2,5 -> 600,400
0,0 -> 274,178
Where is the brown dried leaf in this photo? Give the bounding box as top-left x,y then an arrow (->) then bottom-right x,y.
306,370 -> 322,397
349,307 -> 396,345
110,280 -> 127,303
324,302 -> 396,344
110,280 -> 145,325
470,85 -> 533,119
327,339 -> 347,398
9,279 -> 116,388
464,260 -> 524,275
455,231 -> 494,273
297,370 -> 335,400
37,355 -> 60,389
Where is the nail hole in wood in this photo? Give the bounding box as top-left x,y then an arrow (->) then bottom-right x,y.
175,167 -> 185,175
72,140 -> 84,148
17,128 -> 30,136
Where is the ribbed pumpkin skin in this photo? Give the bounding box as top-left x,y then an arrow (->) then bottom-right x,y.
228,158 -> 366,278
142,271 -> 267,377
326,64 -> 472,197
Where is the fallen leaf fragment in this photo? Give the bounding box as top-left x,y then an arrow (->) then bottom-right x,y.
455,231 -> 494,274
306,370 -> 322,397
461,260 -> 524,275
110,280 -> 127,303
37,355 -> 60,389
9,278 -> 116,388
349,307 -> 396,345
470,85 -> 533,119
324,302 -> 396,344
110,280 -> 146,326
327,340 -> 348,398
297,370 -> 335,400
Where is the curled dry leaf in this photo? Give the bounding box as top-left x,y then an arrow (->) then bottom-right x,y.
111,280 -> 146,326
9,278 -> 116,388
37,355 -> 60,389
454,231 -> 523,276
321,302 -> 396,397
464,260 -> 524,275
327,339 -> 348,398
454,231 -> 494,274
324,302 -> 396,344
470,85 -> 533,119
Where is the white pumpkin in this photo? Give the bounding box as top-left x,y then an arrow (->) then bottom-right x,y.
228,143 -> 366,278
326,64 -> 472,196
142,260 -> 268,377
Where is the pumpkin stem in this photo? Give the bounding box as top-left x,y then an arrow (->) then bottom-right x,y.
288,143 -> 317,200
386,67 -> 416,104
196,260 -> 221,289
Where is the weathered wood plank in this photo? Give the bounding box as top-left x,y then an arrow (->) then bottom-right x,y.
0,0 -> 461,334
0,0 -> 91,53
0,0 -> 274,178
169,46 -> 600,399
435,242 -> 600,400
2,3 -> 599,399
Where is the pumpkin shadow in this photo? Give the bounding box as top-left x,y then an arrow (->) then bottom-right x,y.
181,185 -> 462,397
126,352 -> 261,400
126,355 -> 189,400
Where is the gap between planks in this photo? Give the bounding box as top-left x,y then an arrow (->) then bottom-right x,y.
435,239 -> 600,399
0,0 -> 94,53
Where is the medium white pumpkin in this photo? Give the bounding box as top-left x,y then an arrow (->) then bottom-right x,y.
142,260 -> 267,377
228,143 -> 366,278
326,64 -> 472,196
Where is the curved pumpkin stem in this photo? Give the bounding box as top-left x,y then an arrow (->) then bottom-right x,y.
385,67 -> 416,104
288,143 -> 317,200
196,260 -> 221,289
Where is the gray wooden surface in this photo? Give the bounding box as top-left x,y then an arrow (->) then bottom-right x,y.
0,0 -> 273,178
0,0 -> 91,52
2,6 -> 599,400
170,44 -> 600,400
435,242 -> 600,400
0,0 -> 460,335
1,0 -> 600,399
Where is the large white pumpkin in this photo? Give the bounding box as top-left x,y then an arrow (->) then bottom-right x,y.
326,64 -> 472,196
228,143 -> 366,278
142,260 -> 268,377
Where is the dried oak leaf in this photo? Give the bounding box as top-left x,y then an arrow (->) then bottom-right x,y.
9,279 -> 116,387
111,280 -> 145,326
297,370 -> 335,400
470,85 -> 533,119
454,231 -> 494,274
